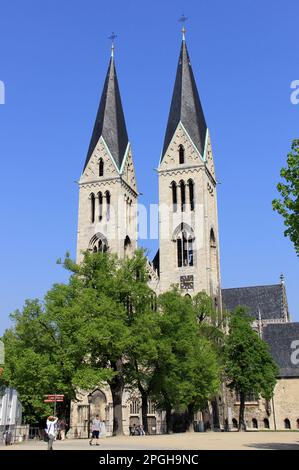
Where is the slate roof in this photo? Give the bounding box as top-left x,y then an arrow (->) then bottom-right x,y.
83,56 -> 129,172
221,284 -> 287,321
263,323 -> 299,377
161,39 -> 207,160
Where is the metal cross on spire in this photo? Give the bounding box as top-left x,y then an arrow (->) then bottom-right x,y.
178,14 -> 188,40
108,32 -> 117,57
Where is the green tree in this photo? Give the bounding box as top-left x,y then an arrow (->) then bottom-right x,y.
272,139 -> 299,255
224,308 -> 278,431
59,250 -> 132,436
153,289 -> 221,433
0,293 -> 111,424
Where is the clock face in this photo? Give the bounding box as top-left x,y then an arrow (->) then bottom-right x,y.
180,275 -> 194,290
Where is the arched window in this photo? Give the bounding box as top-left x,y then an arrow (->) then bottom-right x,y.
185,293 -> 191,299
297,419 -> 299,429
210,228 -> 216,248
130,399 -> 140,415
263,418 -> 270,429
252,418 -> 258,429
99,158 -> 104,176
284,418 -> 291,429
90,193 -> 95,223
188,179 -> 195,211
177,238 -> 182,267
89,233 -> 108,254
179,145 -> 185,164
171,181 -> 177,212
98,192 -> 103,221
105,191 -> 111,221
232,418 -> 238,429
124,235 -> 132,258
180,180 -> 186,212
177,228 -> 194,268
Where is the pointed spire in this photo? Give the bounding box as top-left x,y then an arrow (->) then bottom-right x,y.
83,38 -> 129,172
161,38 -> 207,160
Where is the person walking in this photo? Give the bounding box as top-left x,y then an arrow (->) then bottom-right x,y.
89,414 -> 102,446
57,418 -> 67,441
45,416 -> 58,450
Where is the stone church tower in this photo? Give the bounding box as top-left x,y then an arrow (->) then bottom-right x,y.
76,46 -> 138,262
157,34 -> 221,306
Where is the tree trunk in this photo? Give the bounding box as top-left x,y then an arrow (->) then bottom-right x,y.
165,405 -> 172,434
140,391 -> 149,434
211,398 -> 220,430
109,359 -> 125,436
238,391 -> 246,431
186,404 -> 195,432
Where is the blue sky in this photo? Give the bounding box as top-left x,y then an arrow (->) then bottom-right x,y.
0,0 -> 298,333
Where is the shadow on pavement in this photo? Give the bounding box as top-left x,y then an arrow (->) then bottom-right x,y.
247,441 -> 299,450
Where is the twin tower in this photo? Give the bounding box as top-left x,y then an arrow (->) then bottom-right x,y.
76,35 -> 221,306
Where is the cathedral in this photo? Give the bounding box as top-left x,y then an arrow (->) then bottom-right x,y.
70,31 -> 299,435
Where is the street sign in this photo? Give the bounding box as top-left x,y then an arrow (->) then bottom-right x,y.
44,399 -> 64,403
43,394 -> 64,403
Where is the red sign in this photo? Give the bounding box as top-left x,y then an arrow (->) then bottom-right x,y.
43,394 -> 64,403
44,399 -> 64,403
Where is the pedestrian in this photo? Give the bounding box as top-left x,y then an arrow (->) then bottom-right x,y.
45,415 -> 58,450
4,428 -> 12,445
89,414 -> 102,446
57,418 -> 67,441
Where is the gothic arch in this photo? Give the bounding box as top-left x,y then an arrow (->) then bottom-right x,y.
89,233 -> 108,253
88,388 -> 108,421
173,223 -> 195,268
172,223 -> 195,241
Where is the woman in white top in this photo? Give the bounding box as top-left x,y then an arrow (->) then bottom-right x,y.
45,416 -> 58,450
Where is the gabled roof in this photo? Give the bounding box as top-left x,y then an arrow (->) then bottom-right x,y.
161,39 -> 207,160
83,55 -> 129,172
221,284 -> 288,321
263,323 -> 299,377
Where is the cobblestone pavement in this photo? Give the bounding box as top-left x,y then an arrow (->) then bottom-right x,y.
1,432 -> 299,450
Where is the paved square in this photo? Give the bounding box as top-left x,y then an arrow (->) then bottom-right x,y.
1,432 -> 299,451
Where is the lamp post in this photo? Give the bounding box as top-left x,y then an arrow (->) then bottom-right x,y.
87,395 -> 92,439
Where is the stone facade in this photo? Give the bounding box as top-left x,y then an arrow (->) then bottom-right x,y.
225,379 -> 299,431
77,138 -> 137,263
70,37 -> 299,436
158,124 -> 221,307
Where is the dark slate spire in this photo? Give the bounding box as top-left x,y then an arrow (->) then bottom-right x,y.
161,39 -> 207,159
83,52 -> 129,171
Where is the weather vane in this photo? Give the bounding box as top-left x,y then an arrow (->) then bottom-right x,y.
108,32 -> 117,57
178,14 -> 188,40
